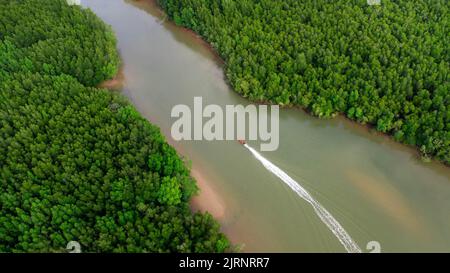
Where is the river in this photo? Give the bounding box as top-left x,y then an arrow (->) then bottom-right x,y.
83,0 -> 450,252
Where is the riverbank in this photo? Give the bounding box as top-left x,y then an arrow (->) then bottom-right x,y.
140,0 -> 225,64
190,168 -> 227,220
99,66 -> 125,90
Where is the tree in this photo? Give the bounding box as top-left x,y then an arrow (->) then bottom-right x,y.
0,0 -> 229,253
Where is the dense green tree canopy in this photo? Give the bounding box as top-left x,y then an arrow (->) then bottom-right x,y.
0,0 -> 229,252
159,0 -> 449,163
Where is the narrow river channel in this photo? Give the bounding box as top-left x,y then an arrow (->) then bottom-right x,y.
84,0 -> 450,252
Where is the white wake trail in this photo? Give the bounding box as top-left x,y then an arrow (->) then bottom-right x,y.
244,144 -> 361,253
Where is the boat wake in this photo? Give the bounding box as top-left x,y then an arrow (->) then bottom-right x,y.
244,144 -> 361,253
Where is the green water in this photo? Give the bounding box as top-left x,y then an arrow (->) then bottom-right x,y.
84,0 -> 450,252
